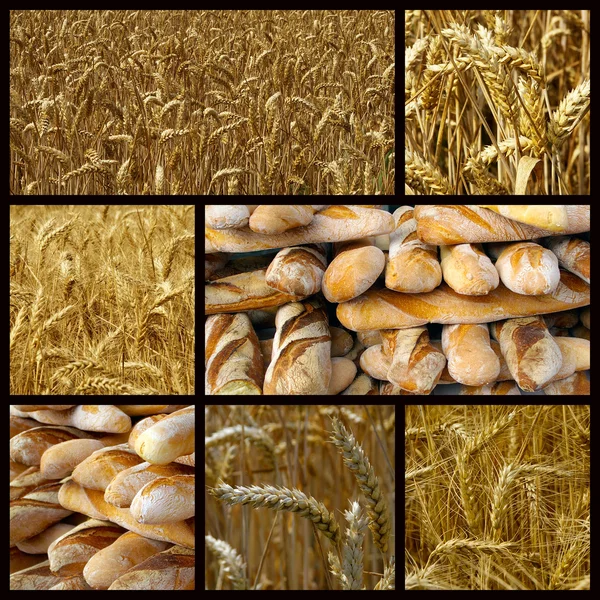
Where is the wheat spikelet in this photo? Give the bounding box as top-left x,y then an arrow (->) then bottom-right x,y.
205,535 -> 247,590
547,79 -> 590,147
341,501 -> 368,590
330,418 -> 390,553
209,483 -> 341,544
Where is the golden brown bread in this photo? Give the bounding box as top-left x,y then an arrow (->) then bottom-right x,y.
40,438 -> 105,479
336,271 -> 590,331
10,425 -> 90,466
476,205 -> 569,231
546,236 -> 590,283
130,474 -> 195,524
265,244 -> 327,297
9,560 -> 62,590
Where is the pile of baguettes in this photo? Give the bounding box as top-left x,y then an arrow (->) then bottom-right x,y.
9,405 -> 195,590
205,205 -> 590,395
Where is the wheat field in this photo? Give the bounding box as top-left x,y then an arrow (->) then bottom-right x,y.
405,10 -> 590,195
10,205 -> 195,395
10,10 -> 395,195
205,405 -> 395,590
405,405 -> 590,590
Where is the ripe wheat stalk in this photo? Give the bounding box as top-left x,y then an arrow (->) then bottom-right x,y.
405,10 -> 590,195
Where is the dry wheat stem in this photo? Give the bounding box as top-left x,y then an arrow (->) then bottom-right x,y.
330,418 -> 390,553
210,483 -> 341,545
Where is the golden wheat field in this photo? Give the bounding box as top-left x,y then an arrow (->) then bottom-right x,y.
10,205 -> 195,395
405,405 -> 590,590
405,10 -> 590,195
205,405 -> 395,590
9,10 -> 395,195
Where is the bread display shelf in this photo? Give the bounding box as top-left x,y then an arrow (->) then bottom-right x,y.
204,205 -> 590,396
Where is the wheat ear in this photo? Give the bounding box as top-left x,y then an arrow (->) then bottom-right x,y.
341,501 -> 368,590
205,534 -> 247,590
209,483 -> 340,545
330,418 -> 390,553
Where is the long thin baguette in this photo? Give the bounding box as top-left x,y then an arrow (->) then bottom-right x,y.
58,479 -> 195,549
134,406 -> 195,465
130,474 -> 195,524
337,271 -> 590,331
40,439 -> 105,480
108,546 -> 195,590
205,205 -> 395,252
415,205 -> 590,244
476,205 -> 569,231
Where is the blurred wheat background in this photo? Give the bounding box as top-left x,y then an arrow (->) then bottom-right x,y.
205,405 -> 395,590
405,405 -> 590,590
10,204 -> 195,395
10,10 -> 395,195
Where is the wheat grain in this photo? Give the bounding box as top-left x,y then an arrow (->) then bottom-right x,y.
209,483 -> 341,545
341,501 -> 368,590
205,534 -> 247,590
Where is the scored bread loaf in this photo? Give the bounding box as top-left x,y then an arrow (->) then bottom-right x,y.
543,371 -> 590,395
206,205 -> 394,252
386,206 -> 442,293
336,271 -> 590,331
9,560 -> 62,590
40,438 -> 105,480
263,301 -> 332,395
545,236 -> 590,283
205,313 -> 264,395
322,239 -> 385,302
265,244 -> 327,297
83,531 -> 170,589
440,244 -> 499,296
415,205 -> 590,245
130,474 -> 195,524
108,545 -> 195,590
134,406 -> 195,465
58,479 -> 195,549
205,205 -> 250,229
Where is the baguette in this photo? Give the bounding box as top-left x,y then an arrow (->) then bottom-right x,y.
415,205 -> 590,245
249,204 -> 325,234
11,405 -> 132,433
494,242 -> 560,295
108,545 -> 195,590
40,438 -> 105,480
16,523 -> 75,554
10,415 -> 41,439
135,406 -> 195,465
128,414 -> 166,450
265,244 -> 327,296
104,461 -> 195,508
83,531 -> 170,589
9,560 -> 62,590
336,271 -> 590,331
386,206 -> 442,293
47,519 -> 125,575
205,205 -> 395,252
442,324 -> 500,386
476,205 -> 569,232
205,204 -> 250,229
440,244 -> 499,296
263,301 -> 331,395
58,479 -> 195,549
10,482 -> 73,546
492,317 -> 563,392
130,474 -> 195,524
205,267 -> 307,314
322,239 -> 385,303
205,313 -> 264,395
543,371 -> 590,395
72,444 -> 144,491
10,466 -> 52,500
10,425 -> 90,466
359,344 -> 391,381
545,236 -> 590,283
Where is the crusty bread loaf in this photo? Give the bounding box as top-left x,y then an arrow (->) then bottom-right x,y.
546,236 -> 590,283
415,205 -> 590,244
9,560 -> 62,590
104,461 -> 195,508
47,519 -> 125,575
543,371 -> 590,395
493,317 -> 563,392
10,425 -> 90,466
330,326 -> 354,357
205,205 -> 250,229
477,205 -> 569,232
440,244 -> 499,296
263,301 -> 332,395
336,271 -> 590,331
130,474 -> 195,524
16,523 -> 75,554
359,344 -> 391,381
249,204 -> 323,234
205,313 -> 264,395
386,206 -> 442,293
72,444 -> 144,491
108,545 -> 195,590
83,531 -> 170,589
442,324 -> 500,386
494,242 -> 560,295
323,240 -> 385,302
134,406 -> 195,465
265,244 -> 327,297
40,438 -> 105,479
206,205 -> 394,252
58,479 -> 195,549
205,267 -> 307,314
341,372 -> 380,395
10,466 -> 51,500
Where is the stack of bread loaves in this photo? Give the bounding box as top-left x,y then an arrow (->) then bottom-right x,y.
205,205 -> 590,395
10,405 -> 195,590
